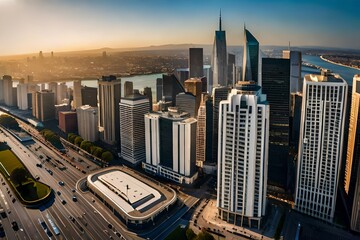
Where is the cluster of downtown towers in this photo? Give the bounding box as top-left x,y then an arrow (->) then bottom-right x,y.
1,16 -> 360,232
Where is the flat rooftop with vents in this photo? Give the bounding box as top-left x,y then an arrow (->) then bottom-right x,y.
87,167 -> 177,228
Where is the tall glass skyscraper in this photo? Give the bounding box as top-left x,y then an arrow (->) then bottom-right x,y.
242,27 -> 259,83
261,58 -> 290,188
211,12 -> 227,89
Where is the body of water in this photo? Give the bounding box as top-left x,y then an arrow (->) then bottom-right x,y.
302,55 -> 360,85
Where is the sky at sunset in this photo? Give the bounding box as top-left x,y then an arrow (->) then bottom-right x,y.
0,0 -> 359,55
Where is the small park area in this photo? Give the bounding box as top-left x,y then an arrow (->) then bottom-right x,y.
0,142 -> 51,204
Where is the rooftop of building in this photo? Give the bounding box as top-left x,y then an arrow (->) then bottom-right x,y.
87,167 -> 176,219
245,28 -> 259,44
122,89 -> 148,101
305,70 -> 345,83
78,105 -> 97,110
184,78 -> 202,83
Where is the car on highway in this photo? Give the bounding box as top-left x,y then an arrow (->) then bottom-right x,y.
72,196 -> 77,202
11,221 -> 19,231
36,163 -> 42,168
57,191 -> 61,195
61,199 -> 66,205
58,181 -> 65,186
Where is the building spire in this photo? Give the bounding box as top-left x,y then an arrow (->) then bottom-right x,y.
219,9 -> 222,31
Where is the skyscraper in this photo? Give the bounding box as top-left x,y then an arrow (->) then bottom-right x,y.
0,79 -> 3,103
228,53 -> 236,86
295,71 -> 348,223
242,27 -> 259,83
211,11 -> 227,89
156,78 -> 163,102
162,74 -> 185,106
217,84 -> 269,228
189,48 -> 204,78
17,83 -> 28,110
57,83 -> 68,104
3,75 -> 14,106
344,75 -> 360,232
119,90 -> 149,165
143,87 -> 153,112
72,80 -> 82,109
261,58 -> 290,188
98,75 -> 121,145
211,86 -> 230,163
77,105 -> 99,142
283,50 -> 302,93
196,94 -> 207,167
33,90 -> 55,122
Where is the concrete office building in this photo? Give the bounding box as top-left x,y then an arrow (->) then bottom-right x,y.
3,75 -> 14,106
283,50 -> 302,93
57,82 -> 68,104
196,95 -> 207,167
211,12 -> 227,88
98,75 -> 121,145
33,90 -> 55,122
242,28 -> 259,83
174,68 -> 189,87
55,103 -> 71,120
72,80 -> 82,109
17,83 -> 28,110
261,58 -> 290,188
58,111 -> 77,133
48,82 -> 58,103
344,75 -> 360,232
295,71 -> 348,223
119,90 -> 149,165
189,48 -> 204,78
77,105 -> 99,142
143,109 -> 198,184
217,84 -> 269,228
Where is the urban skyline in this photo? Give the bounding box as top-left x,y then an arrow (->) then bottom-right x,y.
0,0 -> 360,56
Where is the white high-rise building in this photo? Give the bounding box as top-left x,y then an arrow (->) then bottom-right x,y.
119,91 -> 149,165
295,71 -> 348,223
17,83 -> 28,110
77,105 -> 98,142
217,84 -> 269,228
143,109 -> 198,184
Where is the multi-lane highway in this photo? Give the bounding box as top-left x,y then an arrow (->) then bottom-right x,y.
0,124 -> 145,240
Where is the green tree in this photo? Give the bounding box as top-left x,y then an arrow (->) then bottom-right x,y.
91,146 -> 103,158
101,151 -> 113,162
74,136 -> 84,147
186,228 -> 196,240
68,133 -> 78,144
10,167 -> 28,187
0,115 -> 19,130
80,141 -> 93,152
195,230 -> 214,240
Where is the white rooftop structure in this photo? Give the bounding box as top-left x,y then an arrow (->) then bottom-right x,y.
95,171 -> 161,213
